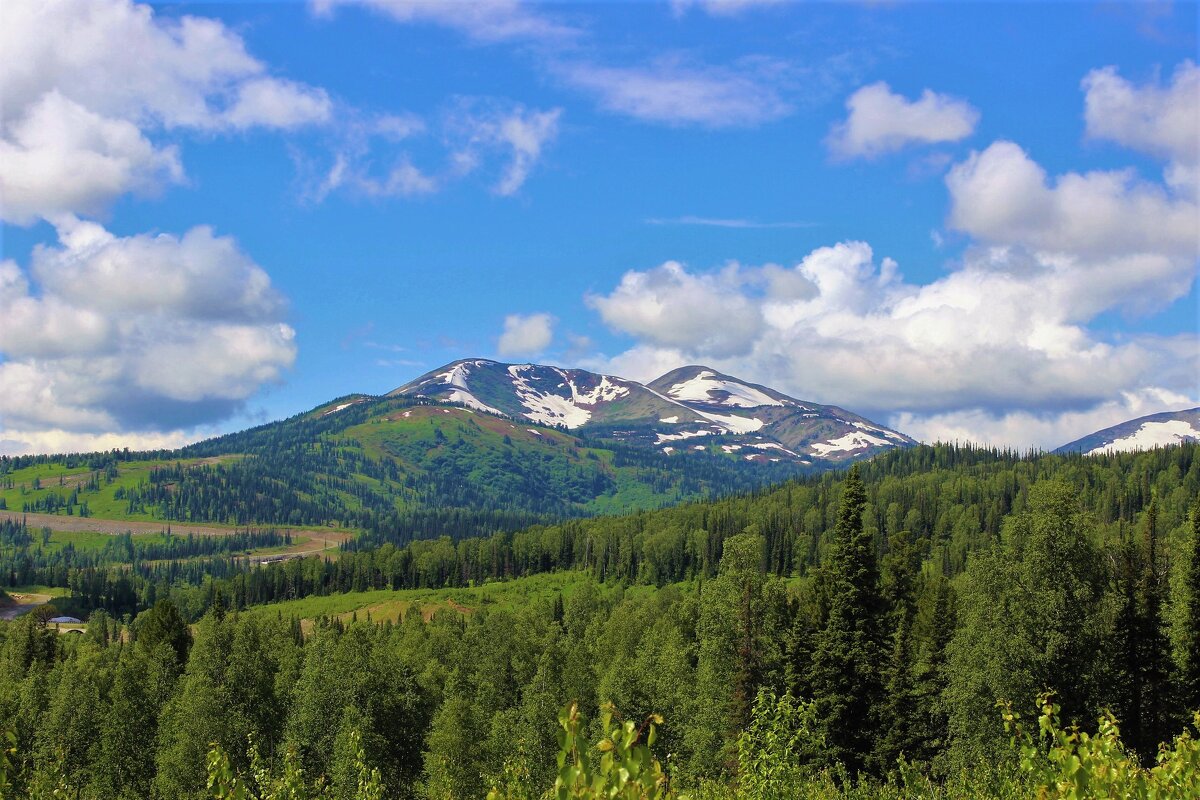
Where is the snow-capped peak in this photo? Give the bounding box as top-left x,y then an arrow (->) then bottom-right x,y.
388,358 -> 915,466
1054,408 -> 1200,456
1084,419 -> 1200,455
663,368 -> 788,408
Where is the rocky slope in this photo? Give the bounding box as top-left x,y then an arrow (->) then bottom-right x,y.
391,359 -> 915,466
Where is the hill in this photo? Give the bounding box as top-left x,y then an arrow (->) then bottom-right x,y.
1054,407 -> 1200,455
0,394 -> 799,542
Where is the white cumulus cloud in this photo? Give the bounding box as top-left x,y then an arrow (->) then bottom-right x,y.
498,313 -> 555,357
588,261 -> 767,358
0,0 -> 331,224
946,140 -> 1198,317
587,241 -> 1197,450
0,218 -> 297,451
1082,60 -> 1200,194
0,92 -> 185,225
1083,60 -> 1199,165
827,82 -> 979,159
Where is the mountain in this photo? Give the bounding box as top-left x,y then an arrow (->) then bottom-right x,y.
391,359 -> 698,428
391,359 -> 914,465
2,359 -> 913,541
2,390 -> 801,540
1054,408 -> 1200,455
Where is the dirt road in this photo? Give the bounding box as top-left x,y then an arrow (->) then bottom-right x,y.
0,509 -> 352,540
0,592 -> 52,621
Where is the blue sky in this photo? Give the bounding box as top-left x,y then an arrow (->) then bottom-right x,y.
1,0 -> 1197,453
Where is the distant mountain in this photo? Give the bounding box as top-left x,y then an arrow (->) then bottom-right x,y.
391,359 -> 914,465
3,358 -> 916,540
1054,408 -> 1200,455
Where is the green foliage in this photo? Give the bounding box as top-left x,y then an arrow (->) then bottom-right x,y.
689,533 -> 779,775
1109,501 -> 1173,762
1,445 -> 1197,799
490,703 -> 670,800
1000,693 -> 1200,799
735,689 -> 821,799
136,598 -> 193,665
0,396 -> 799,540
1,726 -> 15,799
205,729 -> 383,800
945,481 -> 1112,769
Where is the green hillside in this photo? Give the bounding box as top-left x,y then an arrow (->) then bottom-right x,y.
0,395 -> 801,542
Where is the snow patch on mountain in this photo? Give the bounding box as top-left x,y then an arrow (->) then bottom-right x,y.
656,429 -> 714,444
666,371 -> 787,408
694,409 -> 765,434
1085,420 -> 1200,455
810,431 -> 893,456
390,358 -> 914,464
749,442 -> 800,457
851,420 -> 907,441
507,365 -> 593,427
426,359 -> 496,390
446,389 -> 504,416
570,375 -> 630,405
322,401 -> 360,416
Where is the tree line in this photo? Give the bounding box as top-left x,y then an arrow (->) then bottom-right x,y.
1,447 -> 1198,797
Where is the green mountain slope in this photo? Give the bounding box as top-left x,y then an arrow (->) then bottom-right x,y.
0,394 -> 800,541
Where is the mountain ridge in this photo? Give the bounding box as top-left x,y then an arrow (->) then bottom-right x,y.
389,358 -> 915,465
1054,407 -> 1200,455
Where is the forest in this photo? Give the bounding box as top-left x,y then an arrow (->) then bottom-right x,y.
0,396 -> 801,541
0,443 -> 1198,798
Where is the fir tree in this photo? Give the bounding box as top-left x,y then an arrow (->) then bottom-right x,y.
878,607 -> 919,771
809,465 -> 887,775
1111,501 -> 1172,762
913,574 -> 954,762
1180,498 -> 1200,715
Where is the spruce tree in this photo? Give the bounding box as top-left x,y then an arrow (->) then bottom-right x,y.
809,465 -> 887,775
1112,502 -> 1172,762
1180,498 -> 1200,715
878,607 -> 919,770
913,575 -> 954,761
1134,501 -> 1172,760
1112,532 -> 1143,750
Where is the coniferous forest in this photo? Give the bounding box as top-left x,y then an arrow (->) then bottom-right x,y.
1,442 -> 1198,798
